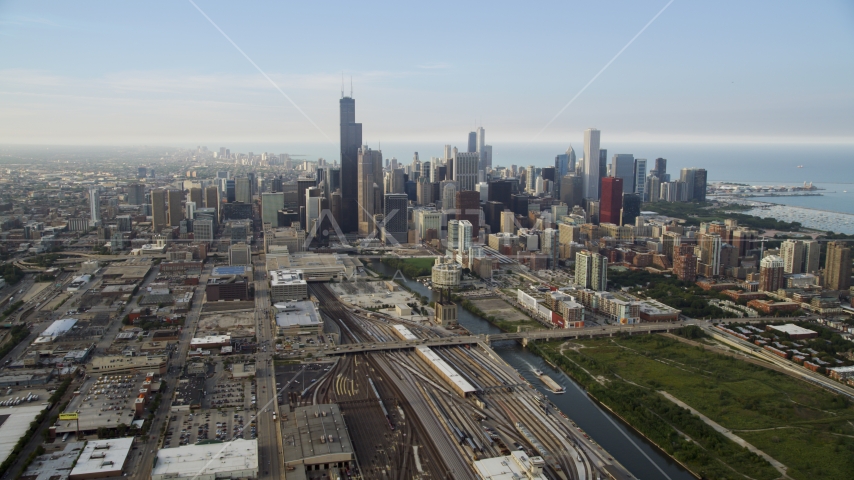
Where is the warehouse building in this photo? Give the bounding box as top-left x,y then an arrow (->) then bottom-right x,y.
151,439 -> 258,480
189,335 -> 231,349
766,324 -> 818,340
69,438 -> 134,480
282,404 -> 355,480
274,301 -> 322,337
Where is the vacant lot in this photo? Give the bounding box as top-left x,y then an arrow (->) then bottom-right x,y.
538,335 -> 854,480
470,297 -> 529,322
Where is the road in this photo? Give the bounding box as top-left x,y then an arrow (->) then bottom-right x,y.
252,255 -> 283,480
127,262 -> 214,480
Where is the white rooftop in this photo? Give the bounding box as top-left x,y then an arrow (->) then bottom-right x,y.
416,346 -> 475,394
152,439 -> 258,479
190,335 -> 231,345
473,451 -> 547,480
70,437 -> 133,478
768,324 -> 817,336
392,324 -> 418,341
41,318 -> 78,338
270,269 -> 306,286
275,301 -> 321,328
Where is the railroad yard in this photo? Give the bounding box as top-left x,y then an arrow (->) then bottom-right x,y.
305,283 -> 634,480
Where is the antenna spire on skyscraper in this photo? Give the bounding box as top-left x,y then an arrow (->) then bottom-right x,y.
350,76 -> 353,97
341,72 -> 344,98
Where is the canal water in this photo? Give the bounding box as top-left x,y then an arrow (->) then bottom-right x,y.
368,260 -> 694,480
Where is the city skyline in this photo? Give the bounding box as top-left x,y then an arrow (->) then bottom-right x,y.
1,1 -> 853,145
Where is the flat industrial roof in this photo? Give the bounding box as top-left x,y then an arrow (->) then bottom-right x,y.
152,439 -> 257,478
392,325 -> 418,341
212,266 -> 250,276
41,318 -> 78,338
270,269 -> 307,286
282,404 -> 354,467
275,301 -> 320,328
768,324 -> 817,336
0,403 -> 48,465
416,346 -> 476,393
472,451 -> 547,480
70,437 -> 133,478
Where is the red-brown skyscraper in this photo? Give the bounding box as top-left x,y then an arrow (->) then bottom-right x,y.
599,177 -> 623,225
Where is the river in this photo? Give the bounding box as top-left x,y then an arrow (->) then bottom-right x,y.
367,259 -> 694,480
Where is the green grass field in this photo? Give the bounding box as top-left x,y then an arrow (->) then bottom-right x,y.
400,257 -> 436,270
538,335 -> 854,480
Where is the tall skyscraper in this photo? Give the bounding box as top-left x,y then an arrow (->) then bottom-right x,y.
189,187 -> 203,208
555,145 -> 575,178
225,179 -> 236,203
382,193 -> 409,244
697,233 -> 722,276
653,158 -> 667,180
127,184 -> 146,206
467,132 -> 477,153
151,189 -> 167,233
457,220 -> 473,252
803,240 -> 821,274
339,95 -> 363,234
560,174 -> 584,209
475,127 -> 486,170
634,159 -> 647,199
610,154 -> 635,193
759,255 -> 785,292
599,149 -> 608,182
599,177 -> 623,225
456,190 -> 481,239
693,168 -> 707,202
204,185 -> 219,215
235,177 -> 251,204
824,242 -> 852,291
576,250 -> 607,291
621,194 -> 641,226
168,190 -> 184,227
542,228 -> 559,270
582,128 -> 601,200
453,151 -> 479,192
442,182 -> 457,211
261,192 -> 284,227
780,239 -> 805,274
88,186 -> 101,226
357,145 -> 383,236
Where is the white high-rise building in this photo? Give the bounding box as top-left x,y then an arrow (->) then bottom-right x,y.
583,128 -> 601,200
453,151 -> 479,192
89,186 -> 101,226
458,220 -> 473,252
448,220 -> 460,249
442,182 -> 457,211
476,182 -> 489,203
185,201 -> 196,220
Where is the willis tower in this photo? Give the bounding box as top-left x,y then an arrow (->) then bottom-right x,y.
339,94 -> 362,234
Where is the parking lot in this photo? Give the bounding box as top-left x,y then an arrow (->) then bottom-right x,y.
203,371 -> 252,410
164,407 -> 256,448
274,363 -> 330,406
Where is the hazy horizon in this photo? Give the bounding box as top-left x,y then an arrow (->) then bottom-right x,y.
2,1 -> 853,145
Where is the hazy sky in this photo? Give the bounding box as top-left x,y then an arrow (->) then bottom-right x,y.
1,0 -> 853,146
